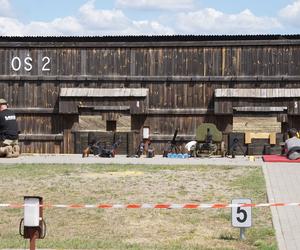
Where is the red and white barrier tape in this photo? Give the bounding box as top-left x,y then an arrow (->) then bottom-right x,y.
0,202 -> 299,209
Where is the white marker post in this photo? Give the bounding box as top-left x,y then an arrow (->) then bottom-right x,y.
231,198 -> 252,240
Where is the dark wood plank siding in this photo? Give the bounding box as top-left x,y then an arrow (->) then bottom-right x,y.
2,46 -> 300,77
1,37 -> 300,153
16,114 -> 77,153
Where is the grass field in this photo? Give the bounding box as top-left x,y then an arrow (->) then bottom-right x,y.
0,164 -> 276,250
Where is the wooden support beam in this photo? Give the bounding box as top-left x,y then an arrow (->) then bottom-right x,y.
0,75 -> 300,82
233,107 -> 288,112
245,132 -> 277,145
79,105 -> 130,111
148,108 -> 213,115
216,88 -> 300,98
19,134 -> 63,141
12,108 -> 56,114
60,88 -> 148,97
150,134 -> 195,141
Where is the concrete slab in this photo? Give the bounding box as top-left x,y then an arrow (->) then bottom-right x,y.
0,154 -> 262,166
263,163 -> 300,250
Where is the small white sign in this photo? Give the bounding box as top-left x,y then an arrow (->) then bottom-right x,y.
24,197 -> 40,227
143,127 -> 150,139
231,198 -> 252,228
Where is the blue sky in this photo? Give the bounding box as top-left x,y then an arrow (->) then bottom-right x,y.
0,0 -> 300,35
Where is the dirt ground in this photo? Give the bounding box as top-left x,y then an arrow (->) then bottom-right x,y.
0,164 -> 276,250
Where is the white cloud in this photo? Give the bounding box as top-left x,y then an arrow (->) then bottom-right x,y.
79,0 -> 130,31
176,8 -> 282,34
0,0 -> 12,17
124,20 -> 174,35
77,0 -> 173,35
116,0 -> 195,11
0,0 -> 285,36
0,16 -> 83,36
279,0 -> 300,26
0,17 -> 24,35
0,0 -> 173,36
25,17 -> 83,36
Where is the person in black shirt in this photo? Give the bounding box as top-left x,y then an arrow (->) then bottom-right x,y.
0,99 -> 18,142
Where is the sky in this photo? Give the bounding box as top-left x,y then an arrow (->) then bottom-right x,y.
0,0 -> 299,36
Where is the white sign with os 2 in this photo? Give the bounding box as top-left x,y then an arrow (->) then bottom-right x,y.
231,198 -> 252,228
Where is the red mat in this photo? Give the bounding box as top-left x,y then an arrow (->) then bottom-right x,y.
263,155 -> 300,163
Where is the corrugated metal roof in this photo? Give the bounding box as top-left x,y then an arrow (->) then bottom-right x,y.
60,88 -> 148,97
215,88 -> 300,98
0,34 -> 300,42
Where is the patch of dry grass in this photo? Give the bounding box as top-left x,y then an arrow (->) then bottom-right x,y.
0,164 -> 276,249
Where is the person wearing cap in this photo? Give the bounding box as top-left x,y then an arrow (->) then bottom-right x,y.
0,99 -> 18,143
285,128 -> 300,160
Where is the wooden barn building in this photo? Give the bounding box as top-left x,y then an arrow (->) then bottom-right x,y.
1,35 -> 300,155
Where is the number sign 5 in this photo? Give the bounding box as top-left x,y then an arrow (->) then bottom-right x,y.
231,199 -> 252,228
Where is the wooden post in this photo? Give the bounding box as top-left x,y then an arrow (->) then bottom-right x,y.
29,230 -> 39,250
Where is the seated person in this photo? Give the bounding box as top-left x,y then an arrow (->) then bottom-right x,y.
0,98 -> 18,144
285,128 -> 300,160
0,99 -> 19,157
146,141 -> 155,158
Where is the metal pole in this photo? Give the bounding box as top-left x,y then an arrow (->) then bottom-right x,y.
29,230 -> 38,250
240,227 -> 246,240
